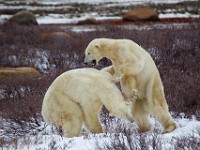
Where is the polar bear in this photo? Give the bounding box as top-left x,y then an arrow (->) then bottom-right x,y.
84,38 -> 177,133
41,68 -> 134,138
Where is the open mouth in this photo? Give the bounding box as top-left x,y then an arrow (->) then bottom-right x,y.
84,59 -> 96,66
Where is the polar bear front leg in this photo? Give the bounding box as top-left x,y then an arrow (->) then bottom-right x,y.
62,116 -> 83,138
120,75 -> 138,102
101,66 -> 119,82
82,102 -> 103,134
101,65 -> 115,75
59,106 -> 84,138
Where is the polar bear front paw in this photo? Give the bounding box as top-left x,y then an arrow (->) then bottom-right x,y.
130,89 -> 138,102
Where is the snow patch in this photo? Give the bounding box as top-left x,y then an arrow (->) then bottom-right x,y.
1,115 -> 199,149
70,26 -> 97,32
159,12 -> 199,18
31,49 -> 50,73
0,14 -> 12,24
37,14 -> 121,25
0,86 -> 31,100
0,89 -> 6,99
148,47 -> 161,61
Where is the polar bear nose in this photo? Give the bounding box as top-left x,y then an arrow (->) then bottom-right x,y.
92,60 -> 96,65
84,60 -> 96,66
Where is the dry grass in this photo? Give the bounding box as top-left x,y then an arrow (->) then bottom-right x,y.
0,1 -> 199,17
0,67 -> 40,80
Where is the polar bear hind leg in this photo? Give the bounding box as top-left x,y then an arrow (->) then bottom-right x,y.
150,79 -> 177,133
150,103 -> 176,133
132,101 -> 152,133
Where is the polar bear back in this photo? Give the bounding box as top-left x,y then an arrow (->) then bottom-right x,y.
44,68 -> 122,105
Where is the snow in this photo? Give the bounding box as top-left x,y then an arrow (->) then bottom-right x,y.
34,12 -> 200,25
0,14 -> 12,24
70,26 -> 97,32
23,12 -> 200,25
158,119 -> 200,149
37,15 -> 121,25
0,0 -> 199,25
32,49 -> 50,73
0,89 -> 6,99
35,10 -> 123,25
37,15 -> 82,25
1,115 -> 200,149
159,12 -> 200,19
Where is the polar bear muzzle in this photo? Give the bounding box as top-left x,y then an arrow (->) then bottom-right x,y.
84,59 -> 96,66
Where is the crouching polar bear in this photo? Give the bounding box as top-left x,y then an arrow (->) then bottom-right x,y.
41,68 -> 134,138
84,38 -> 177,133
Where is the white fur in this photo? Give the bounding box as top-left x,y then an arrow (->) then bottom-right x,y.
84,38 -> 177,133
41,68 -> 133,137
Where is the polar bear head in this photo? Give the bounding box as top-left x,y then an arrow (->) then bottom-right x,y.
84,38 -> 109,65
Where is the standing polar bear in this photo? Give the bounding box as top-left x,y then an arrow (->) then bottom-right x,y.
84,38 -> 177,133
41,68 -> 134,138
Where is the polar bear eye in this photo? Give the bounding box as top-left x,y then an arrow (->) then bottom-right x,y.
88,52 -> 91,55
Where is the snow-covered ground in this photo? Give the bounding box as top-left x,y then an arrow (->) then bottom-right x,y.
159,12 -> 199,19
0,0 -> 199,24
33,13 -> 200,25
1,114 -> 200,149
0,13 -> 199,25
